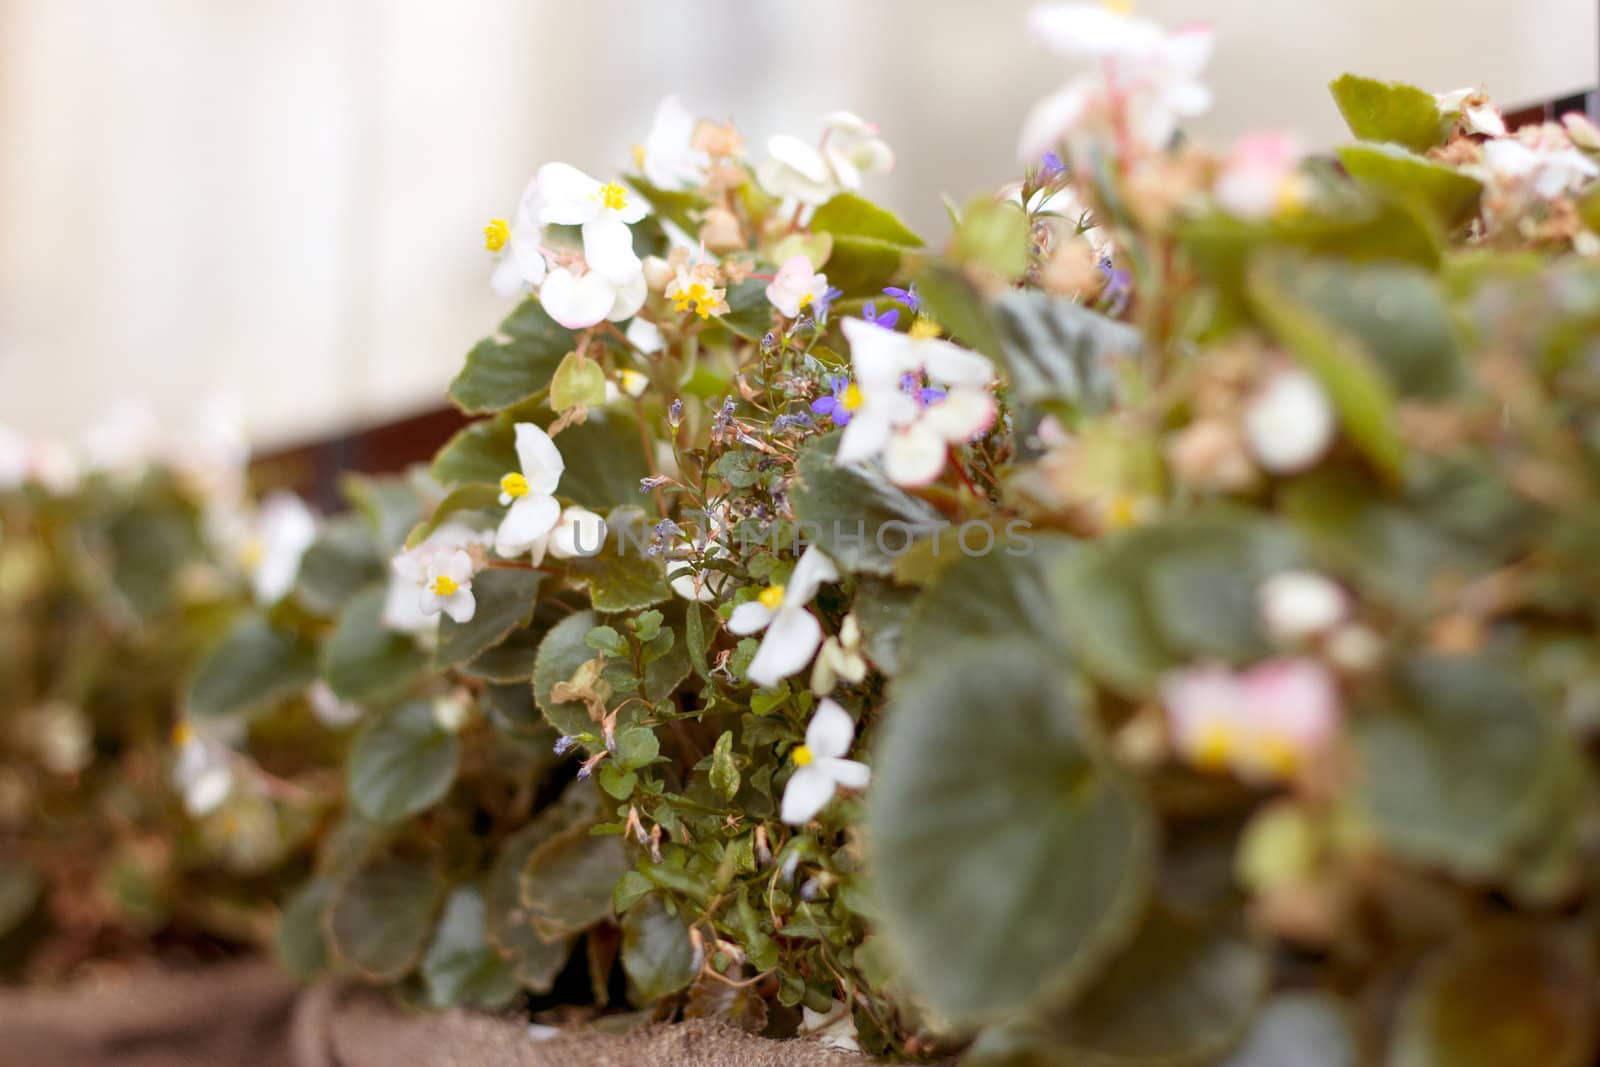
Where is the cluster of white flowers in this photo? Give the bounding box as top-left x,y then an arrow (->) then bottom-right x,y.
757,111 -> 894,207
835,317 -> 998,487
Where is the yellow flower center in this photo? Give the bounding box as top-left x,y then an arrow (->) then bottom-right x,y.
800,291 -> 815,308
500,472 -> 530,499
841,383 -> 864,412
431,574 -> 459,597
1104,493 -> 1144,530
758,584 -> 785,610
792,744 -> 814,767
673,282 -> 716,319
909,318 -> 942,340
484,217 -> 511,252
596,182 -> 630,211
238,538 -> 265,568
1192,721 -> 1236,772
171,721 -> 194,746
1259,737 -> 1301,779
619,369 -> 647,393
1103,0 -> 1135,12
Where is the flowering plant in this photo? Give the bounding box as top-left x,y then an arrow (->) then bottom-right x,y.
11,3 -> 1600,1062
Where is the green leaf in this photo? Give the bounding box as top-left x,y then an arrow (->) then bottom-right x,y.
1260,256 -> 1463,398
1336,143 -> 1483,230
327,856 -> 446,981
585,624 -> 627,657
464,625 -> 545,683
296,516 -> 384,616
556,415 -> 654,510
533,610 -> 605,738
275,878 -> 332,981
991,289 -> 1141,410
348,700 -> 461,824
421,886 -> 521,1010
521,826 -> 631,940
951,196 -> 1030,278
448,300 -> 573,414
1220,993 -> 1358,1067
1355,657 -> 1561,879
341,472 -> 427,553
810,192 -> 924,247
1248,262 -> 1404,478
915,264 -> 1004,361
549,350 -> 608,412
869,642 -> 1155,1023
107,504 -> 197,618
568,553 -> 670,613
818,235 -> 910,296
721,278 -> 775,341
432,419 -> 518,488
627,173 -> 704,235
1329,73 -> 1445,153
189,614 -> 317,717
901,535 -> 1074,673
615,726 -> 660,770
405,484 -> 501,548
621,894 -> 698,1002
709,731 -> 740,801
1390,924 -> 1594,1067
435,568 -> 542,670
322,585 -> 427,704
1043,908 -> 1270,1065
789,433 -> 948,576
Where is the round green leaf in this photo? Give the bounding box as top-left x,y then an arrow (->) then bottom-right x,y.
327,856 -> 446,981
435,568 -> 542,670
296,516 -> 384,617
421,886 -> 520,1010
188,614 -> 317,717
533,609 -> 604,738
789,433 -> 948,576
322,585 -> 428,704
348,701 -> 461,825
1337,143 -> 1483,232
448,298 -> 572,414
1329,73 -> 1445,154
275,877 -> 332,981
868,642 -> 1155,1023
621,894 -> 698,1003
521,826 -> 631,941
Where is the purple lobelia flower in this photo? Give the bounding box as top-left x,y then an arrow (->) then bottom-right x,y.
1099,256 -> 1132,316
811,375 -> 856,425
813,285 -> 846,322
898,371 -> 946,409
1039,151 -> 1065,179
881,283 -> 919,315
861,300 -> 900,329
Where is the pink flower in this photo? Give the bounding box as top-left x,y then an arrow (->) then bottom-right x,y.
1162,658 -> 1339,782
1214,132 -> 1305,220
765,255 -> 829,319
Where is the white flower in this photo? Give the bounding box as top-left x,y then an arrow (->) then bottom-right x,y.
799,998 -> 862,1053
1019,4 -> 1213,162
757,112 -> 893,206
781,699 -> 870,824
432,693 -> 471,733
546,506 -> 608,560
536,162 -> 649,283
171,720 -> 233,818
1214,132 -> 1306,220
836,318 -> 997,487
670,543 -> 732,603
1162,659 -> 1340,782
625,316 -> 664,354
487,178 -> 549,297
419,548 -> 477,624
766,254 -> 829,318
728,546 -> 839,688
1480,138 -> 1599,199
308,681 -> 363,729
496,423 -> 565,557
385,523 -> 492,633
639,95 -> 709,190
246,492 -> 317,604
1257,570 -> 1349,644
811,613 -> 867,695
617,368 -> 650,399
539,265 -> 647,330
1435,88 -> 1507,138
1243,368 -> 1334,474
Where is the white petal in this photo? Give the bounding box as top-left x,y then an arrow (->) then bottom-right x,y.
805,698 -> 856,759
626,317 -> 663,354
786,545 -> 839,605
186,766 -> 233,818
605,271 -> 648,322
1244,369 -> 1335,473
536,162 -> 601,224
443,548 -> 474,584
918,338 -> 995,386
1018,81 -> 1092,163
820,756 -> 871,790
382,575 -> 435,633
443,588 -> 477,624
781,765 -> 836,824
747,607 -> 823,688
548,507 -> 607,559
582,216 -> 642,284
922,387 -> 996,443
882,423 -> 948,487
727,600 -> 774,635
823,142 -> 863,191
496,493 -> 561,556
842,317 -> 916,389
510,224 -> 547,285
767,135 -> 830,184
513,422 -> 565,494
834,410 -> 892,466
491,254 -> 526,297
539,268 -> 616,329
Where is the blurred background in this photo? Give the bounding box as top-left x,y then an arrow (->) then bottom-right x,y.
0,0 -> 1595,452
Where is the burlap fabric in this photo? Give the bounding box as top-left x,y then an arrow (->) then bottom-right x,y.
0,959 -> 871,1067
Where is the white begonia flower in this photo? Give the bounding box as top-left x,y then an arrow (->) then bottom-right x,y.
781,699 -> 871,824
728,546 -> 839,688
419,548 -> 477,624
759,135 -> 839,205
811,613 -> 868,695
307,680 -> 363,729
1243,368 -> 1334,474
539,265 -> 647,330
625,316 -> 664,354
171,720 -> 233,818
1257,570 -> 1349,644
1435,88 -> 1507,138
432,693 -> 471,734
617,368 -> 650,399
639,95 -> 709,190
1480,138 -> 1600,199
496,423 -> 565,557
799,998 -> 863,1054
1214,132 -> 1307,220
546,506 -> 608,560
536,162 -> 649,283
766,254 -> 829,318
486,177 -> 548,298
386,523 -> 493,633
247,492 -> 317,604
1018,4 -> 1213,162
819,110 -> 895,192
757,112 -> 894,206
836,318 -> 998,487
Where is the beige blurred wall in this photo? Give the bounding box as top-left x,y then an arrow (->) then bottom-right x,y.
0,0 -> 1594,449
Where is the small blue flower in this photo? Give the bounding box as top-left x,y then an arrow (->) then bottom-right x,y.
1039,151 -> 1065,179
862,300 -> 900,329
882,283 -> 920,314
1099,257 -> 1132,316
773,412 -> 813,433
811,375 -> 855,425
814,285 -> 845,322
553,735 -> 578,757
